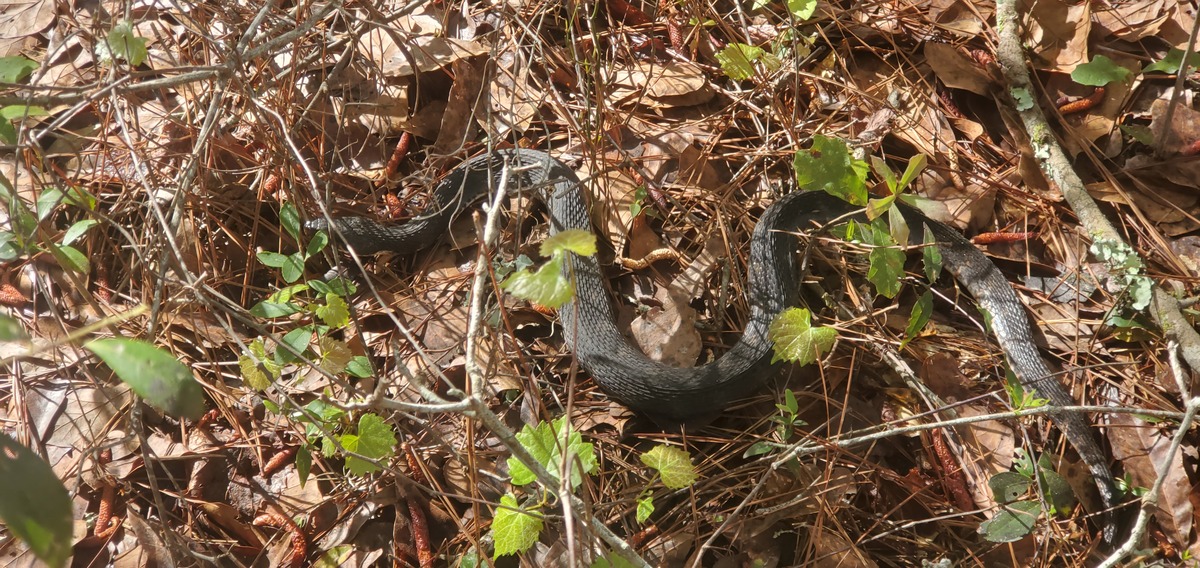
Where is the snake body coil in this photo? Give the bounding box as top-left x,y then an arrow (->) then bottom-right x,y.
307,149 -> 1119,540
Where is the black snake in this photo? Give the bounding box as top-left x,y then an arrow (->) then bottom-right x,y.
306,148 -> 1119,541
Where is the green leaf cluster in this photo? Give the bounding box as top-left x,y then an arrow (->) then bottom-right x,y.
980,449 -> 1076,542
492,417 -> 597,558
501,229 -> 597,309
244,203 -> 370,389
0,175 -> 100,268
1090,236 -> 1153,316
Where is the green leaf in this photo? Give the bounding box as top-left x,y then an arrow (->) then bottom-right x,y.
1144,48 -> 1200,74
779,388 -> 798,415
318,336 -> 352,374
345,356 -> 372,378
922,225 -> 942,281
281,253 -> 304,283
768,307 -> 836,365
238,338 -> 279,390
640,444 -> 697,489
85,338 -> 206,420
0,120 -> 14,144
0,56 -> 38,83
280,202 -> 301,242
305,230 -> 328,257
103,21 -> 148,66
793,136 -> 869,204
35,187 -> 63,222
0,314 -> 29,341
61,219 -> 99,246
276,326 -> 313,365
257,251 -> 291,268
0,433 -> 73,568
49,243 -> 89,274
492,494 -> 542,558
1038,468 -> 1077,515
0,105 -> 48,123
897,154 -> 927,192
901,291 -> 933,347
989,471 -> 1032,504
866,233 -> 904,299
250,300 -> 302,318
787,0 -> 817,20
870,156 -> 898,195
341,413 -> 396,475
743,441 -> 775,458
636,496 -> 654,523
63,185 -> 97,210
865,194 -> 894,220
715,43 -> 763,81
886,203 -> 910,246
315,292 -> 349,328
980,500 -> 1041,542
507,417 -> 597,490
1071,55 -> 1133,86
296,444 -> 312,487
541,229 -> 597,258
502,256 -> 574,309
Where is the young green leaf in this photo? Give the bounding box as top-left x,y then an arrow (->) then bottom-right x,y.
238,338 -> 280,391
507,417 -> 597,490
492,494 -> 542,558
793,136 -> 869,204
636,495 -> 654,523
314,292 -> 349,328
318,336 -> 353,374
715,43 -> 763,81
767,307 -> 836,365
86,338 -> 206,420
640,444 -> 697,489
0,433 -> 73,568
541,229 -> 597,257
341,413 -> 397,475
502,256 -> 574,309
787,0 -> 817,20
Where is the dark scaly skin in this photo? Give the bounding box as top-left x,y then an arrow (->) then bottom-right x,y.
307,148 -> 1119,541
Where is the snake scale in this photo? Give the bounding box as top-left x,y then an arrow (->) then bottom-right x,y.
306,148 -> 1119,541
